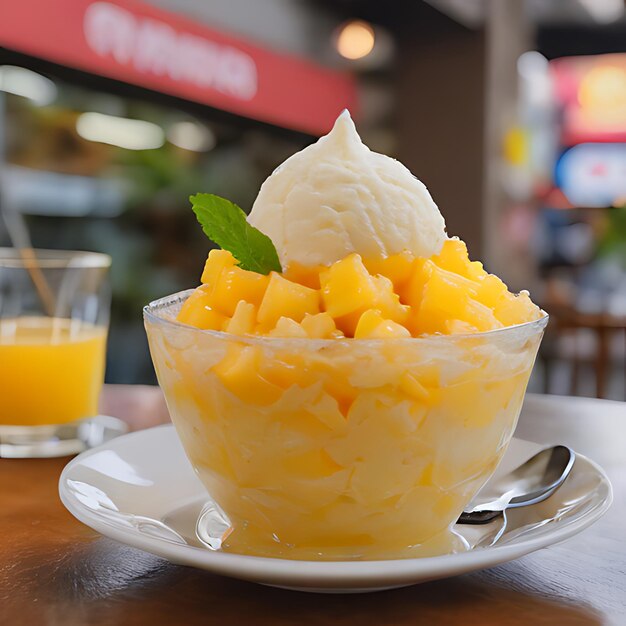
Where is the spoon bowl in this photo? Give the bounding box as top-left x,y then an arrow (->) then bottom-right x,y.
458,445 -> 576,524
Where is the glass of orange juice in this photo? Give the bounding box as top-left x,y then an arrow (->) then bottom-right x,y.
0,248 -> 120,457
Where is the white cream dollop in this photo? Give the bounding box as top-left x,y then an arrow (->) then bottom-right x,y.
248,110 -> 446,267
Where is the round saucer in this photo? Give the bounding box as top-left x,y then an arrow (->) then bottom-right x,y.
59,425 -> 612,593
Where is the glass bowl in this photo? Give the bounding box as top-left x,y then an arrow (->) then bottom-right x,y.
144,290 -> 547,560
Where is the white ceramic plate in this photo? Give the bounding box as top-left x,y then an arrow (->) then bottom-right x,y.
59,425 -> 612,593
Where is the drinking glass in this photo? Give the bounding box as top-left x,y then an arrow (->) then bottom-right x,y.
0,248 -> 123,457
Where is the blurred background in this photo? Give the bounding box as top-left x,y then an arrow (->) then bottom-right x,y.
0,0 -> 624,399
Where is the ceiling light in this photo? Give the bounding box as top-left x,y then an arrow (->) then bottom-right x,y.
76,112 -> 165,150
0,65 -> 57,106
167,121 -> 216,152
336,20 -> 376,61
579,0 -> 624,24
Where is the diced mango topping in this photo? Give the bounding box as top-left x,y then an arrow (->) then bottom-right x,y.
177,239 -> 541,337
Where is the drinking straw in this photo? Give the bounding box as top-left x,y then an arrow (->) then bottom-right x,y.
1,205 -> 56,317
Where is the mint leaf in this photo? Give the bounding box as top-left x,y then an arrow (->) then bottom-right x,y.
190,193 -> 281,275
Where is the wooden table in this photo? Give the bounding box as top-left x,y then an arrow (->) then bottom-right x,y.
1,387 -> 624,625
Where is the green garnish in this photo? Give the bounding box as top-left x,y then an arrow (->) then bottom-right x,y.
190,193 -> 282,275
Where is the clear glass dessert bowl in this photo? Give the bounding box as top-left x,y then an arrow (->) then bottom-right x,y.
144,290 -> 548,560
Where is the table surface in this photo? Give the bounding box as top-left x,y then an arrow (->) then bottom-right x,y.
1,386 -> 624,626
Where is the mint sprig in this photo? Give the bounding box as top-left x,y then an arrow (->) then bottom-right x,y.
190,193 -> 281,275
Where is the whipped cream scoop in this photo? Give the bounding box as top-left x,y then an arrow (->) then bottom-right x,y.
248,110 -> 446,268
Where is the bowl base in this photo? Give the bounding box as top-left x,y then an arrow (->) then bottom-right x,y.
201,509 -> 470,561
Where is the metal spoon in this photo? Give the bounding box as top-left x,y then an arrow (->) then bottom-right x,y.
457,445 -> 575,525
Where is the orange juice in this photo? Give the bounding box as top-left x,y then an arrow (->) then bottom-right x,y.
0,317 -> 107,426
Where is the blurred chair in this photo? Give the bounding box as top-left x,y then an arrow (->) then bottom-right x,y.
540,302 -> 626,400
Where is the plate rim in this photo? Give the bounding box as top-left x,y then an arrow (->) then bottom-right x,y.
58,424 -> 613,587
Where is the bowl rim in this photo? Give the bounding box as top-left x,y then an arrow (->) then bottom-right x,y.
143,289 -> 549,345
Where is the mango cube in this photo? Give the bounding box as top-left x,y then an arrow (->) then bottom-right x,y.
211,266 -> 269,316
269,317 -> 308,338
475,274 -> 508,309
201,249 -> 237,286
257,272 -> 320,328
494,291 -> 540,327
284,262 -> 324,290
177,286 -> 226,330
444,319 -> 480,335
354,309 -> 411,339
213,345 -> 282,405
411,272 -> 470,335
464,299 -> 503,332
300,312 -> 337,339
398,372 -> 434,404
333,309 -> 365,337
372,275 -> 410,325
331,274 -> 409,336
402,258 -> 435,309
320,254 -> 377,318
364,251 -> 415,290
225,301 -> 256,335
434,239 -> 485,282
260,354 -> 317,390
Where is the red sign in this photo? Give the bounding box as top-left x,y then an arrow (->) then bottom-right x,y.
0,0 -> 357,135
551,54 -> 626,145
